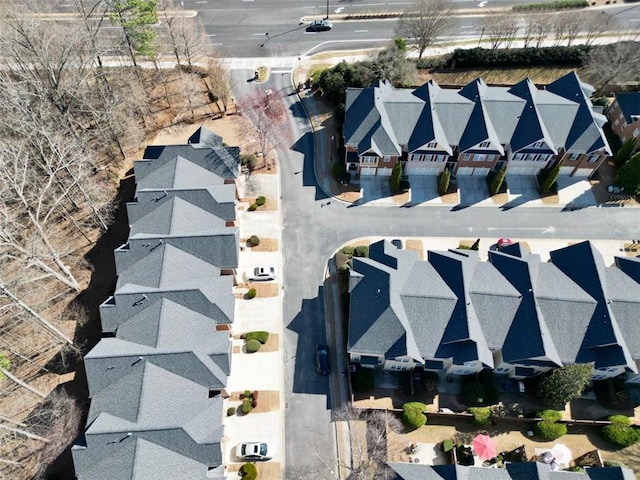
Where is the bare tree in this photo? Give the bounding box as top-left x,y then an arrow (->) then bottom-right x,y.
335,407 -> 399,480
396,0 -> 455,59
583,40 -> 640,92
207,54 -> 233,115
552,12 -> 583,46
481,15 -> 519,50
583,11 -> 615,46
237,88 -> 290,168
158,0 -> 208,69
522,13 -> 552,48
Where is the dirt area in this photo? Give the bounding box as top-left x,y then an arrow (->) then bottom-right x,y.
405,240 -> 424,260
226,462 -> 281,480
228,390 -> 279,414
393,192 -> 411,205
492,192 -> 509,205
240,196 -> 278,211
418,67 -> 576,87
441,191 -> 459,204
243,282 -> 280,298
244,238 -> 279,252
541,193 -> 560,204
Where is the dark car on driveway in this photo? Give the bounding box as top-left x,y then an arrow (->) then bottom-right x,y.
316,344 -> 330,375
307,19 -> 332,32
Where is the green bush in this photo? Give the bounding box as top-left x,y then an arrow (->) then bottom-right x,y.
600,415 -> 640,447
246,288 -> 257,300
240,462 -> 258,480
613,138 -> 638,167
488,167 -> 507,195
616,151 -> 640,194
604,460 -> 627,468
332,160 -> 346,180
248,203 -> 258,211
463,382 -> 487,406
317,60 -> 377,105
341,246 -> 355,257
242,397 -> 253,414
537,410 -> 563,423
248,235 -> 260,247
227,407 -> 237,416
513,0 -> 587,11
244,331 -> 270,344
469,407 -> 492,426
354,245 -> 369,258
390,163 -> 402,194
438,169 -> 451,195
446,45 -> 590,69
442,439 -> 454,452
402,402 -> 427,430
246,339 -> 261,353
534,420 -> 567,440
256,196 -> 266,206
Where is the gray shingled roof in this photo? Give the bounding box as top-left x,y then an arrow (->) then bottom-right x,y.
85,299 -> 230,395
613,92 -> 640,124
127,186 -> 236,225
389,462 -> 637,480
344,73 -> 610,159
136,155 -> 227,190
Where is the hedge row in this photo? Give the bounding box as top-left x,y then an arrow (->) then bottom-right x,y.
444,46 -> 590,69
600,415 -> 640,447
513,0 -> 587,11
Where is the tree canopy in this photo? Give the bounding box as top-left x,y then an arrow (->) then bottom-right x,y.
539,364 -> 592,409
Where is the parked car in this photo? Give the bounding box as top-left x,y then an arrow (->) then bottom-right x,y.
307,19 -> 332,31
248,266 -> 276,281
316,344 -> 330,375
237,442 -> 273,461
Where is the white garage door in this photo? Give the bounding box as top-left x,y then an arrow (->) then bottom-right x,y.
405,163 -> 442,175
507,165 -> 538,175
378,167 -> 392,176
360,167 -> 376,176
559,166 -> 574,175
457,167 -> 488,176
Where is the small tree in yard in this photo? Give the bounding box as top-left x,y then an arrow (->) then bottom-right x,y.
541,159 -> 563,194
438,169 -> 450,195
539,364 -> 592,409
390,162 -> 402,194
402,402 -> 427,430
600,415 -> 640,447
613,138 -> 637,167
397,0 -> 455,59
489,167 -> 506,195
616,152 -> 640,195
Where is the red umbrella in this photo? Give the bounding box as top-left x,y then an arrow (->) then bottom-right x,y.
472,434 -> 497,460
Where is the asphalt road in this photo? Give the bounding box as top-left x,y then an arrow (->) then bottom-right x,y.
231,68 -> 640,478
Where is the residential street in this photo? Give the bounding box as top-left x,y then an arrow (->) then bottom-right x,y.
230,63 -> 640,478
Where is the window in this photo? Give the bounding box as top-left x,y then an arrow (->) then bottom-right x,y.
588,154 -> 600,163
361,156 -> 377,164
495,367 -> 511,373
383,156 -> 391,163
512,153 -> 523,161
614,118 -> 619,127
479,141 -> 490,148
462,154 -> 471,161
532,141 -> 544,148
634,128 -> 640,137
566,153 -> 580,161
474,154 -> 486,162
427,141 -> 437,148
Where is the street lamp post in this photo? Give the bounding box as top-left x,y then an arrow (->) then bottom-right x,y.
325,0 -> 329,19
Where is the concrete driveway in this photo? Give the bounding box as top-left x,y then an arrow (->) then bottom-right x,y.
456,176 -> 491,205
223,410 -> 281,464
557,176 -> 596,208
408,175 -> 441,205
234,296 -> 282,333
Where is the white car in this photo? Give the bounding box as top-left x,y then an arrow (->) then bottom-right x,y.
248,266 -> 276,281
237,442 -> 273,461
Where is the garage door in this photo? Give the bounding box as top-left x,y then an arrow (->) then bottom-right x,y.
360,167 -> 376,176
507,165 -> 538,175
405,163 -> 442,175
559,166 -> 574,175
378,167 -> 392,176
571,168 -> 590,177
457,167 -> 488,176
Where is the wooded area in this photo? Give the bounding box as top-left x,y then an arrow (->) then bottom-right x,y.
0,0 -> 232,477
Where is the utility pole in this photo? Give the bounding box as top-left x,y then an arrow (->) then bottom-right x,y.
325,0 -> 329,19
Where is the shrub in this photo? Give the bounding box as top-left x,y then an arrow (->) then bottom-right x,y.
513,0 -> 587,11
256,196 -> 266,206
244,390 -> 252,399
537,410 -> 563,423
604,460 -> 627,468
613,138 -> 638,167
463,382 -> 487,406
438,169 -> 451,195
539,364 -> 592,409
470,239 -> 480,251
244,331 -> 270,344
402,402 -> 427,430
227,407 -> 237,416
248,235 -> 260,247
600,415 -> 640,447
390,163 -> 402,194
240,462 -> 258,480
246,288 -> 257,299
541,160 -> 563,194
242,397 -> 253,414
616,151 -> 640,195
341,246 -> 355,257
246,339 -> 261,353
446,45 -> 590,69
488,167 -> 507,195
442,439 -> 454,452
534,420 -> 567,440
248,203 -> 258,211
469,407 -> 492,426
332,160 -> 346,180
354,245 -> 369,258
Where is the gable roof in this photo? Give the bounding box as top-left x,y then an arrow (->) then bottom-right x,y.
85,299 -> 230,395
508,79 -> 557,153
136,155 -> 227,190
613,92 -> 640,124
